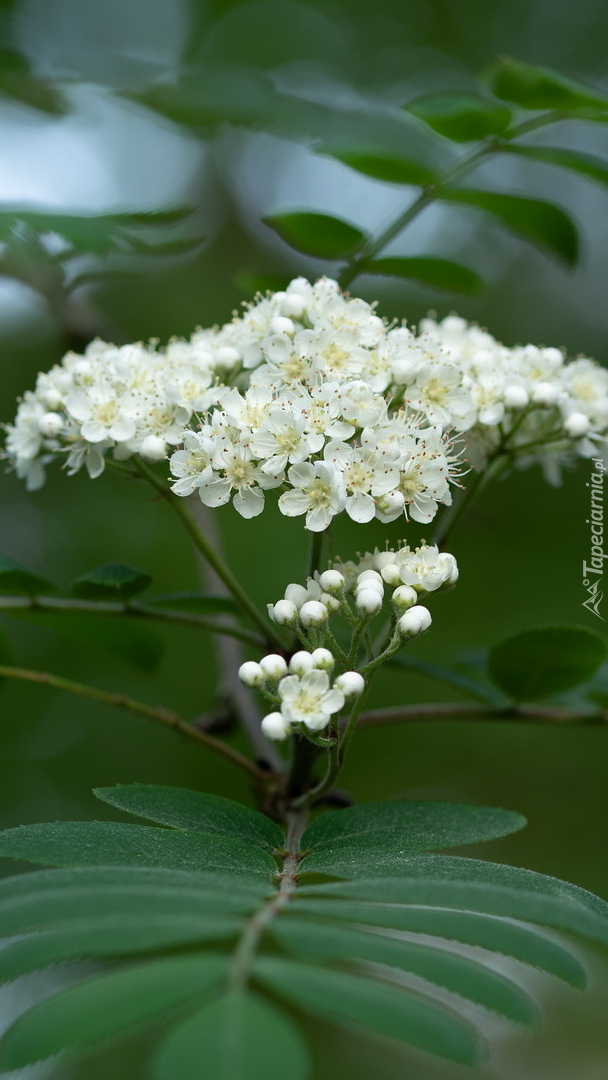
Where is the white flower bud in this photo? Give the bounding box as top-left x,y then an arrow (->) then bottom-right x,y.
41,388 -> 63,410
380,562 -> 401,585
238,661 -> 265,687
392,584 -> 419,612
285,583 -> 309,608
311,647 -> 335,670
373,550 -> 397,570
289,651 -> 315,675
321,593 -> 341,614
259,653 -> 289,680
280,293 -> 306,319
38,412 -> 63,438
356,589 -> 383,617
392,359 -> 416,385
375,490 -> 405,522
564,412 -> 590,439
398,605 -> 432,637
532,381 -> 559,407
73,359 -> 92,379
356,570 -> 384,593
271,599 -> 299,626
261,712 -> 291,740
437,552 -> 459,586
504,385 -> 529,410
334,671 -> 365,698
215,346 -> 241,368
299,600 -> 329,628
270,316 -> 295,336
318,569 -> 345,594
140,435 -> 167,462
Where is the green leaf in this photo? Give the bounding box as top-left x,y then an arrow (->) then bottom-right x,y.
0,207 -> 192,255
299,800 -> 526,877
0,821 -> 277,877
0,551 -> 55,596
254,957 -> 480,1066
488,625 -> 608,699
363,256 -> 482,294
0,954 -> 228,1069
387,653 -> 504,703
0,48 -> 66,115
483,57 -> 608,112
153,991 -> 311,1080
315,144 -> 435,185
262,212 -> 367,259
271,917 -> 536,1023
438,189 -> 579,266
501,144 -> 608,188
406,91 -> 512,142
93,786 -> 284,850
7,609 -> 164,671
146,591 -> 240,615
71,563 -> 152,600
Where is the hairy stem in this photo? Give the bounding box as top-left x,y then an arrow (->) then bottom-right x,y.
0,663 -> 264,779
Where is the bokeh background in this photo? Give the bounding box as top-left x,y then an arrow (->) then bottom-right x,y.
1,0 -> 608,1074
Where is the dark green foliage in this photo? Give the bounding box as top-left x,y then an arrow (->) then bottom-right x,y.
0,551 -> 55,596
71,564 -> 152,600
406,91 -> 512,142
483,57 -> 608,112
363,256 -> 481,294
262,212 -> 367,259
488,625 -> 608,699
0,788 -> 606,1076
144,591 -> 240,615
315,144 -> 435,185
501,144 -> 608,188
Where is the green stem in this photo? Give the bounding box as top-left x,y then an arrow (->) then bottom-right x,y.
308,531 -> 324,579
0,595 -> 265,649
431,467 -> 486,547
133,458 -> 283,648
0,663 -> 264,780
356,701 -> 608,727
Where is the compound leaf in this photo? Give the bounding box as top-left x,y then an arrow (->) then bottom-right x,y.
501,144 -> 608,188
406,91 -> 512,141
263,212 -> 367,259
316,144 -> 435,185
364,256 -> 481,294
483,57 -> 608,112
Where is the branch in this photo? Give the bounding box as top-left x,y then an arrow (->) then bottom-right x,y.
356,702 -> 608,728
0,595 -> 266,649
0,663 -> 265,781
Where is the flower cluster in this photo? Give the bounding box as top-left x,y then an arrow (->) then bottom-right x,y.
6,278 -> 606,521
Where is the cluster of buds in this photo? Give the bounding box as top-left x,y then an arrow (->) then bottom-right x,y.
239,649 -> 364,740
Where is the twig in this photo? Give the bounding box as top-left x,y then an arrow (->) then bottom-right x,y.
355,702 -> 608,728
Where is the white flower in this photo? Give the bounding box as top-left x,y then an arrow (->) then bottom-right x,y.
278,670 -> 345,731
278,461 -> 345,532
396,543 -> 457,593
564,412 -> 590,439
398,605 -> 432,636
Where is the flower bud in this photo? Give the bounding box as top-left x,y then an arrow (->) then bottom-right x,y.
238,661 -> 265,687
437,552 -> 459,587
391,359 -> 416,385
318,569 -> 345,594
311,647 -> 335,670
259,653 -> 289,680
284,583 -> 309,608
504,385 -> 529,410
271,599 -> 298,626
41,388 -> 63,410
289,651 -> 315,675
270,316 -> 295,336
140,435 -> 167,462
564,412 -> 590,439
334,671 -> 365,698
299,600 -> 329,628
392,584 -> 418,612
356,589 -> 383,617
38,412 -> 63,438
321,592 -> 341,614
261,712 -> 291,740
214,346 -> 241,369
357,569 -> 383,591
398,605 -> 432,637
373,550 -> 397,570
380,562 -> 401,585
375,491 -> 405,523
280,293 -> 306,319
532,381 -> 559,407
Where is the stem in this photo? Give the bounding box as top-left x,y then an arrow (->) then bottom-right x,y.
0,595 -> 265,649
431,467 -> 487,547
356,701 -> 608,727
229,810 -> 307,991
286,735 -> 323,799
307,531 -> 324,579
0,663 -> 264,780
133,459 -> 283,648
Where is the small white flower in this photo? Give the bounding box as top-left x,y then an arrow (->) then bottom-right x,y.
238,661 -> 265,687
259,654 -> 289,680
334,671 -> 365,698
140,435 -> 167,462
564,412 -> 590,439
278,461 -> 346,532
261,712 -> 292,740
504,385 -> 529,410
278,669 -> 345,731
398,605 -> 432,636
38,412 -> 64,438
380,562 -> 401,585
532,382 -> 560,407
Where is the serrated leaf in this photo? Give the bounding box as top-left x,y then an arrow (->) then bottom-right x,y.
94,785 -> 284,850
71,563 -> 152,600
290,897 -> 585,987
488,625 -> 608,699
483,57 -> 608,112
146,591 -> 240,615
502,144 -> 608,188
254,957 -> 480,1066
299,800 -> 526,877
0,821 -> 277,877
438,189 -> 579,266
153,991 -> 311,1080
0,552 -> 55,596
364,256 -> 481,294
316,144 -> 435,185
271,917 -> 536,1023
406,91 -> 512,142
262,212 -> 367,259
0,954 -> 227,1069
0,915 -> 240,985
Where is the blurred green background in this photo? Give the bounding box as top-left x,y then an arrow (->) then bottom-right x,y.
0,0 -> 607,914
